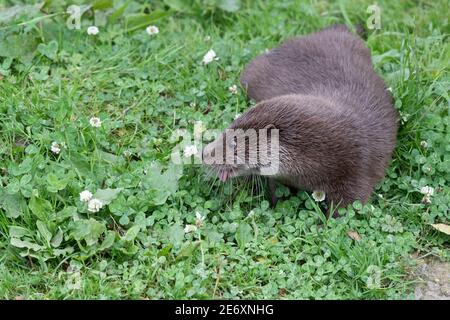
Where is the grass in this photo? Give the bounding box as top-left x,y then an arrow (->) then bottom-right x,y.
0,0 -> 449,299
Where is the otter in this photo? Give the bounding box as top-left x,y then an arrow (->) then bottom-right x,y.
202,25 -> 398,211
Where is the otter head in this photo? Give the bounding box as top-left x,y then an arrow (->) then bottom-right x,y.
202,104 -> 280,182
201,94 -> 337,184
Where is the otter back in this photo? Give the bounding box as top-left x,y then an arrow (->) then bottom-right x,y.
204,24 -> 399,211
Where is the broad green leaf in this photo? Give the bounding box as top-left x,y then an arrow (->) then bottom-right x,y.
19,174 -> 32,186
168,224 -> 184,247
10,237 -> 43,251
0,3 -> 43,24
108,194 -> 126,215
30,66 -> 49,81
118,242 -> 139,255
260,200 -> 270,211
46,173 -> 68,193
85,223 -> 106,246
176,241 -> 199,260
142,162 -> 163,189
66,155 -> 91,177
124,225 -> 140,241
162,164 -> 183,194
25,144 -> 39,155
53,247 -> 74,256
119,214 -> 130,225
151,189 -> 171,206
36,220 -> 52,243
99,231 -> 116,250
37,40 -> 58,60
235,222 -> 252,248
70,218 -> 106,246
92,0 -> 113,10
353,200 -> 363,210
20,183 -> 33,198
372,49 -> 401,65
1,194 -> 25,218
125,11 -> 170,32
97,150 -> 120,164
50,228 -> 64,248
94,188 -> 122,205
134,212 -> 147,228
56,206 -> 78,223
142,162 -> 183,206
9,226 -> 30,238
29,197 -> 52,219
5,180 -> 20,194
0,34 -> 38,58
108,0 -> 130,24
10,158 -> 33,176
205,230 -> 223,243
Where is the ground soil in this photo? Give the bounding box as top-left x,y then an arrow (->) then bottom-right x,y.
411,254 -> 450,300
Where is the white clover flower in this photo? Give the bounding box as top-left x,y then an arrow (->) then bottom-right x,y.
89,117 -> 102,128
184,224 -> 198,233
87,26 -> 99,36
202,49 -> 218,65
51,142 -> 61,154
420,141 -> 428,148
87,198 -> 103,213
123,150 -> 132,157
79,190 -> 93,202
420,186 -> 434,196
387,87 -> 393,92
420,186 -> 434,204
228,84 -> 238,95
312,190 -> 326,202
184,145 -> 198,157
195,211 -> 205,227
234,113 -> 241,120
146,25 -> 159,36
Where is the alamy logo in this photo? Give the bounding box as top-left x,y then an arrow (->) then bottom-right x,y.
66,5 -> 82,30
170,122 -> 280,176
367,4 -> 381,30
65,5 -> 113,30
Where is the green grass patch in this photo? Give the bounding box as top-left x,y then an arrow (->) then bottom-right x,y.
0,0 -> 449,299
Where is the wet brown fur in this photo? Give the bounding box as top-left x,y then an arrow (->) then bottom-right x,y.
208,25 -> 398,210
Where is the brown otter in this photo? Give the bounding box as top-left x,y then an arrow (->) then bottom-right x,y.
202,25 -> 398,211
